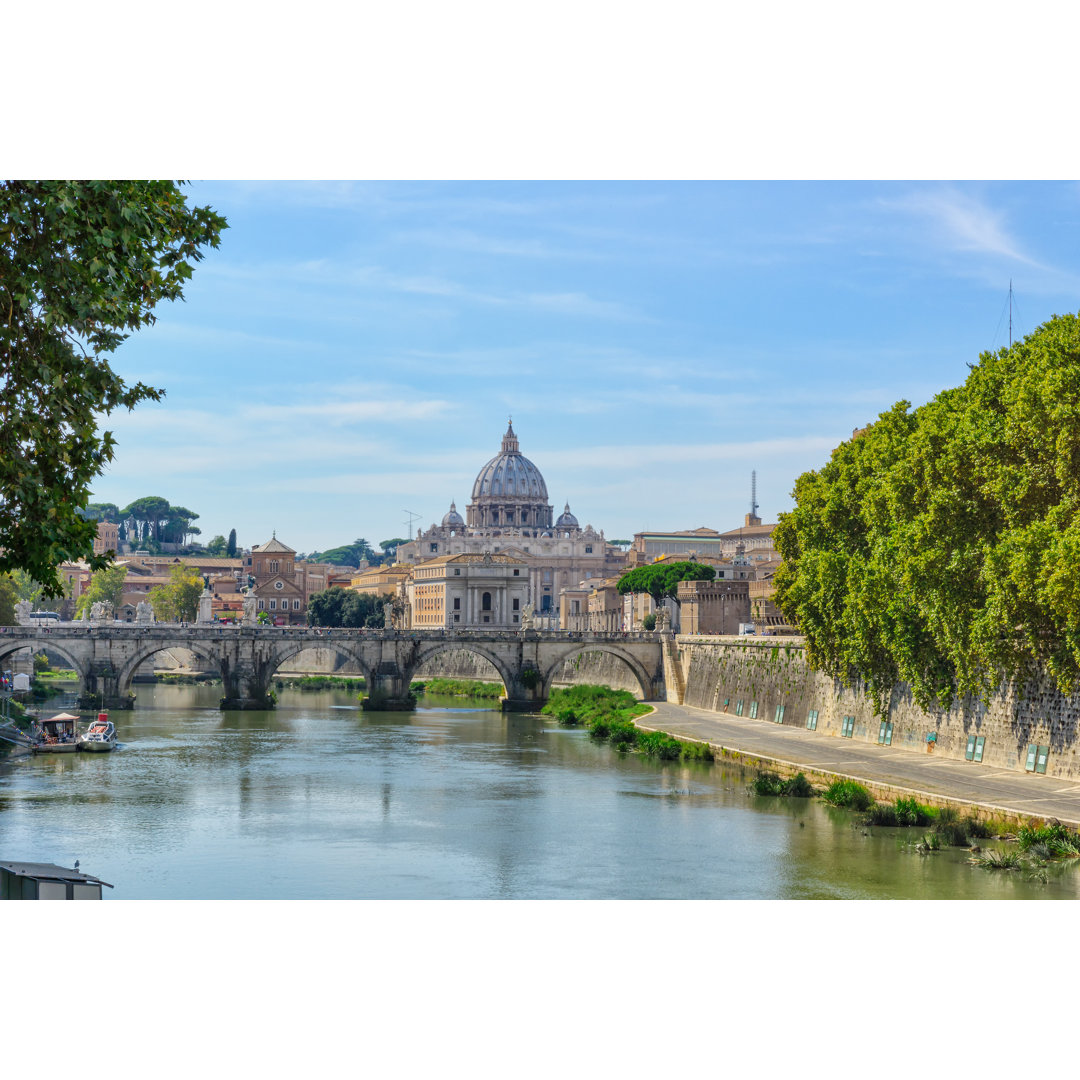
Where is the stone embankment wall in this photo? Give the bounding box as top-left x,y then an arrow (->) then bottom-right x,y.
675,635 -> 1080,780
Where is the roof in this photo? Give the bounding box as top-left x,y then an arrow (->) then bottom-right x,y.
253,536 -> 296,554
0,861 -> 113,888
716,524 -> 777,539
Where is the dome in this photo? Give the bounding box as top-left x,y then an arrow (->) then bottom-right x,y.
442,501 -> 465,527
471,421 -> 549,501
556,502 -> 579,528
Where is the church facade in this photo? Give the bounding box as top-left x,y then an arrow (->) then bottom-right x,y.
396,422 -> 625,615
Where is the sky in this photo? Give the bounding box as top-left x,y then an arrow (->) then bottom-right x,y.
90,180 -> 1080,555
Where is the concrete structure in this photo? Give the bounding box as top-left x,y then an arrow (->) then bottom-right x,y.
0,625 -> 664,712
665,634 -> 1080,781
396,422 -> 625,616
244,536 -> 339,626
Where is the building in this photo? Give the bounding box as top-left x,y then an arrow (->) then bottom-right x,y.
396,422 -> 625,616
677,578 -> 752,635
245,535 -> 339,626
351,563 -> 414,599
406,552 -> 529,629
93,521 -> 119,556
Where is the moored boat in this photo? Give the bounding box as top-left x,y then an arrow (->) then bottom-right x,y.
32,713 -> 80,753
78,712 -> 117,753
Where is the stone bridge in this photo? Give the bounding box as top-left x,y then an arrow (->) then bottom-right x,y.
0,626 -> 665,711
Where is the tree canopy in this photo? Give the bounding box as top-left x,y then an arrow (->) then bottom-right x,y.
773,312 -> 1080,715
146,564 -> 202,623
616,561 -> 716,607
306,587 -> 385,628
0,181 -> 226,596
309,538 -> 379,567
75,564 -> 128,617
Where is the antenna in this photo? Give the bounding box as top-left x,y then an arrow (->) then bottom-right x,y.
1009,279 -> 1013,348
750,470 -> 759,519
403,509 -> 421,537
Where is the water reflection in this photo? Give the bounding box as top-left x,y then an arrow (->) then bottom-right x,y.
1,683 -> 1078,900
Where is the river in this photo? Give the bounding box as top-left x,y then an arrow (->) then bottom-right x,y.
2,684 -> 1077,899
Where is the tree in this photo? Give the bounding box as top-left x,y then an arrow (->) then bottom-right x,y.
616,561 -> 716,609
774,312 -> 1080,716
226,529 -> 237,557
306,587 -> 385,628
206,535 -> 228,557
79,502 -> 121,523
75,564 -> 127,616
0,182 -> 226,596
146,564 -> 202,623
379,538 -> 408,561
0,575 -> 17,625
122,496 -> 172,545
310,538 -> 378,567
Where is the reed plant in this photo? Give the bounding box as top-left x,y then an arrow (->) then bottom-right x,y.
821,779 -> 874,811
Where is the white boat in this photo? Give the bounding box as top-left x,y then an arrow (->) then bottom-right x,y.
78,713 -> 117,753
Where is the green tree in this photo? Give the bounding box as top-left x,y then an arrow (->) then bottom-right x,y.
226,528 -> 237,557
0,574 -> 17,625
206,535 -> 228,557
306,587 -> 385,628
0,182 -> 226,596
616,561 -> 716,608
774,312 -> 1080,715
379,538 -> 409,561
146,564 -> 202,623
122,496 -> 172,545
75,564 -> 128,616
79,502 -> 121,523
310,539 -> 378,567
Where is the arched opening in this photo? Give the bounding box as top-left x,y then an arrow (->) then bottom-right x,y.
407,643 -> 514,698
116,642 -> 225,700
541,646 -> 655,702
264,641 -> 373,694
0,640 -> 87,708
482,592 -> 492,611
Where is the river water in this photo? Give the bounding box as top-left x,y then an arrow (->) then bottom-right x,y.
1,684 -> 1077,899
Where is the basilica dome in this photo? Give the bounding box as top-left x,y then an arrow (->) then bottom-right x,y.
442,501 -> 465,527
471,421 -> 548,501
556,503 -> 579,528
467,421 -> 554,530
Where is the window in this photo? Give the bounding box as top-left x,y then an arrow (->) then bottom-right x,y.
543,571 -> 551,582
482,592 -> 492,611
269,560 -> 278,574
430,543 -> 438,553
454,568 -> 461,576
512,598 -> 519,610
513,614 -> 519,623
806,709 -> 818,730
453,598 -> 460,610
749,701 -> 758,719
513,569 -> 520,576
454,613 -> 460,622
483,615 -> 490,623
294,600 -> 301,610
841,715 -> 855,738
258,599 -> 264,610
585,545 -> 592,553
269,599 -> 276,610
774,704 -> 785,724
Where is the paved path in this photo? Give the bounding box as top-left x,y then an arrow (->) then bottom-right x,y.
639,700 -> 1080,826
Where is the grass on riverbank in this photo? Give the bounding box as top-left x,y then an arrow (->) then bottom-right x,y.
542,685 -> 713,762
411,678 -> 504,699
273,675 -> 366,691
157,672 -> 221,685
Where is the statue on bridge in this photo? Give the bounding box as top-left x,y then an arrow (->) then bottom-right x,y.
520,602 -> 535,630
14,600 -> 32,626
242,592 -> 258,626
136,600 -> 155,624
90,600 -> 113,624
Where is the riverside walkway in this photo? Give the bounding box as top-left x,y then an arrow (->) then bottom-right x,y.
640,700 -> 1080,826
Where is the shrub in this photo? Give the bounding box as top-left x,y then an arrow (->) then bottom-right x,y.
786,772 -> 814,797
822,780 -> 874,811
1017,822 -> 1072,851
867,803 -> 899,826
637,730 -> 682,760
752,771 -> 813,797
680,740 -> 715,763
642,614 -> 657,631
972,849 -> 1024,870
32,652 -> 50,673
894,797 -> 933,827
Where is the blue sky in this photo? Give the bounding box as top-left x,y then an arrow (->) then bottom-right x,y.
91,181 -> 1080,554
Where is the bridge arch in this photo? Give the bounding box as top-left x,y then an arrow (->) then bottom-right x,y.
262,639 -> 375,686
540,643 -> 658,702
0,638 -> 89,682
115,639 -> 226,694
404,639 -> 516,692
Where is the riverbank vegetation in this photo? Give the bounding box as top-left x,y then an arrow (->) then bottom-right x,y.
411,678 -> 504,699
774,313 -> 1080,716
273,674 -> 366,691
542,685 -> 713,762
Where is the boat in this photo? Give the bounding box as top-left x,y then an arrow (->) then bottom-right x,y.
31,713 -> 80,753
78,712 -> 117,753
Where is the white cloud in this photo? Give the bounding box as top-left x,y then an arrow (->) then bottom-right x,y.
881,187 -> 1042,266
